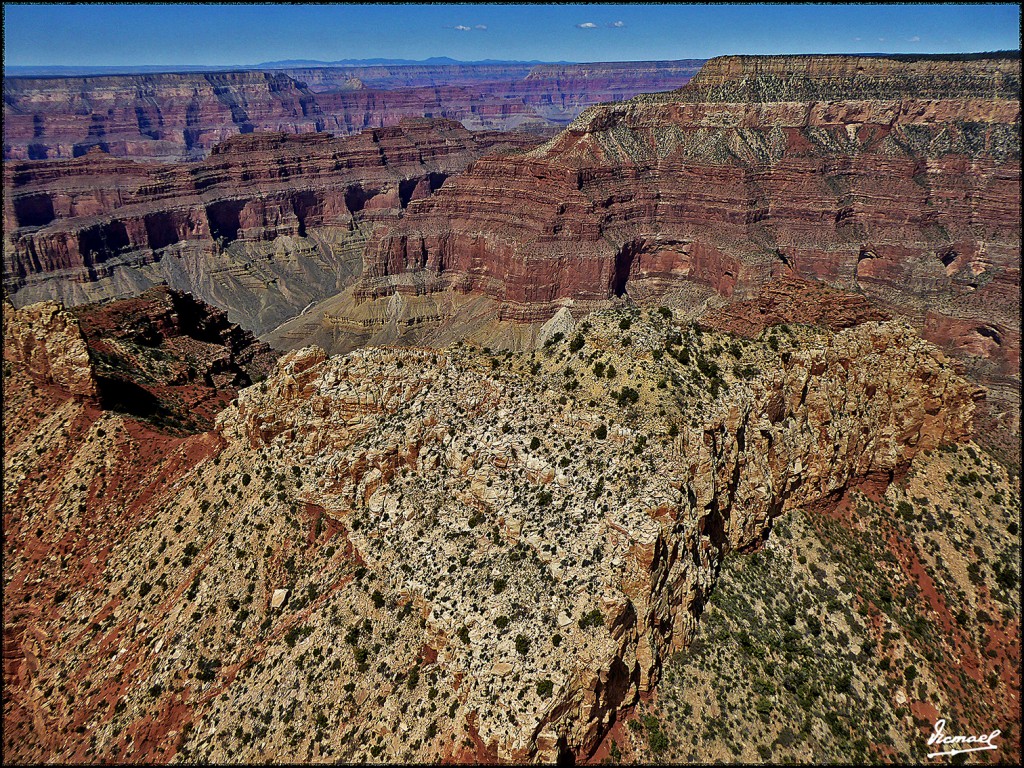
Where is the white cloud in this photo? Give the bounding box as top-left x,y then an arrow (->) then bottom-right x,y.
908,35 -> 921,42
853,36 -> 862,42
576,22 -> 598,29
453,25 -> 471,31
878,37 -> 887,42
475,24 -> 487,30
608,21 -> 626,28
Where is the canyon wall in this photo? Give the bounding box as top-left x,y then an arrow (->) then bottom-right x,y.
343,53 -> 1019,454
2,60 -> 703,161
360,54 -> 1019,327
3,120 -> 541,334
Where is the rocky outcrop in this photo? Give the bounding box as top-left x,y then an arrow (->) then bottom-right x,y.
697,277 -> 891,336
72,287 -> 279,431
222,314 -> 976,761
0,304 -> 980,764
3,299 -> 98,398
3,289 -> 277,432
3,61 -> 703,161
3,120 -> 541,334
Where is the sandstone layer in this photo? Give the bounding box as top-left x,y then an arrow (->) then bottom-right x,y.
2,61 -> 703,161
3,300 -> 979,763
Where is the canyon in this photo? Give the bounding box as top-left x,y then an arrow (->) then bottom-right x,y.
7,56 -> 1018,395
4,119 -> 541,335
3,51 -> 1021,764
317,52 -> 1021,464
2,60 -> 703,161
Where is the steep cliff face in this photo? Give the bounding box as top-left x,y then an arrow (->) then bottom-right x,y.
343,53 -> 1018,454
682,52 -> 1021,99
2,61 -> 703,161
3,304 -> 979,763
3,120 -> 541,334
3,71 -> 323,162
2,299 -> 98,399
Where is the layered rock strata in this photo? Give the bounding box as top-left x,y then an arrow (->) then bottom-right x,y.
363,54 -> 1019,322
346,53 -> 1018,450
2,61 -> 703,161
3,304 -> 978,763
3,120 -> 541,334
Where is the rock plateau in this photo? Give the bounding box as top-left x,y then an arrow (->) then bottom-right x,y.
3,296 -> 985,762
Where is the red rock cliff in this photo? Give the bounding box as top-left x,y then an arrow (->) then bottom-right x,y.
357,53 -> 1019,447
3,120 -> 541,333
2,61 -> 703,161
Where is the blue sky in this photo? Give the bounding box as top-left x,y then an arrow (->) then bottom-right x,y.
3,3 -> 1020,67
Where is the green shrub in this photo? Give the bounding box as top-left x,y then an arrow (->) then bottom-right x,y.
616,386 -> 640,406
515,634 -> 530,656
642,714 -> 669,754
578,609 -> 604,630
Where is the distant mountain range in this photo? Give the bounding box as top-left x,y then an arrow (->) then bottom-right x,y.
3,58 -> 574,77
257,57 -> 573,67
